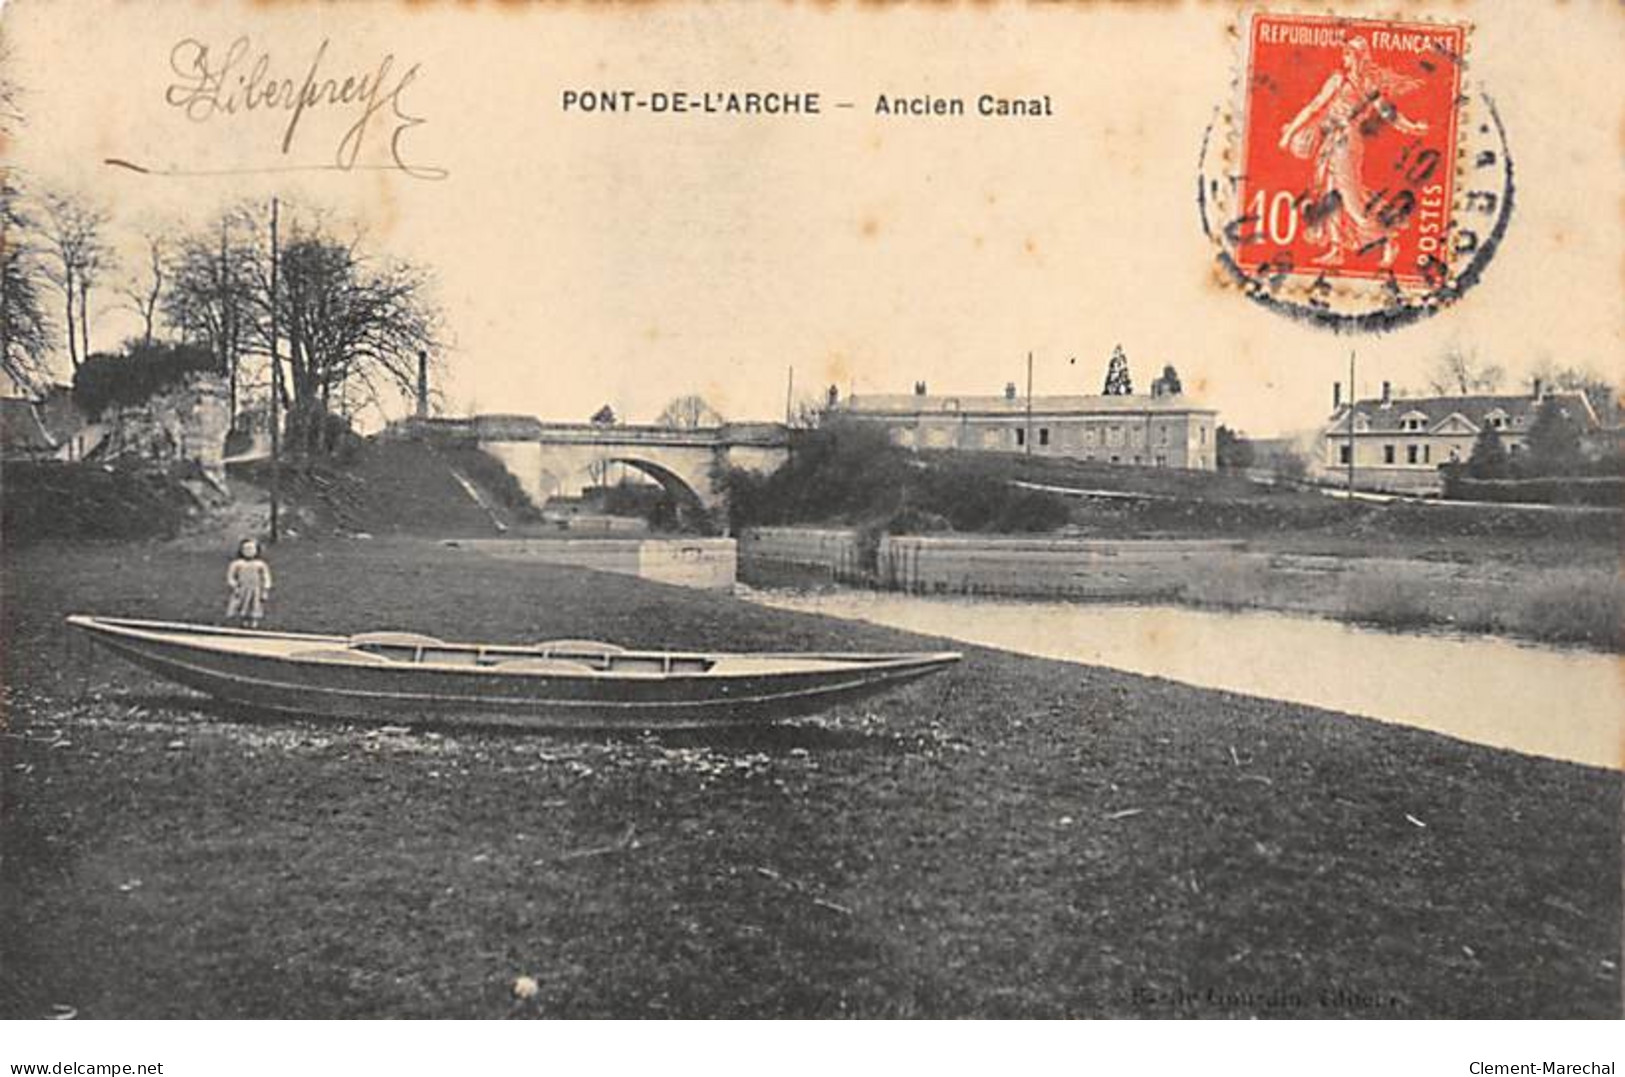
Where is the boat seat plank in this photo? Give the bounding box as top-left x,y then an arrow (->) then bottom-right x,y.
349,631 -> 446,648
534,639 -> 626,655
290,648 -> 396,666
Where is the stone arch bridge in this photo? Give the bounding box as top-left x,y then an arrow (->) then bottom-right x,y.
392,415 -> 790,523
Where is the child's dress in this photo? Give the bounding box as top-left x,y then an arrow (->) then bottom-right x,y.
226,557 -> 273,623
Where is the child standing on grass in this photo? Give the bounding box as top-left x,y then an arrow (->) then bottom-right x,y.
226,538 -> 274,628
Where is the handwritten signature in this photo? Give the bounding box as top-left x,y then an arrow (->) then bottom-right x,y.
161,36 -> 447,180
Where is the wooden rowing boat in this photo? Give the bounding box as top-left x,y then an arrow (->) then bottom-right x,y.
66,615 -> 960,730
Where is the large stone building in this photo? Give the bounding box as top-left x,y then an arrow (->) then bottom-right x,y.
838,380 -> 1219,470
1314,380 -> 1602,494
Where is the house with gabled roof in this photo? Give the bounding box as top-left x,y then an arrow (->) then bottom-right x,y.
1315,379 -> 1601,493
0,386 -> 104,463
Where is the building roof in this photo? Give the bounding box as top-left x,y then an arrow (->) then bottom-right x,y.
0,396 -> 60,455
1326,390 -> 1599,435
843,392 -> 1216,417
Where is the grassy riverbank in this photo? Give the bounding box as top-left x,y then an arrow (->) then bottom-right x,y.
2,538 -> 1618,1018
1178,544 -> 1624,651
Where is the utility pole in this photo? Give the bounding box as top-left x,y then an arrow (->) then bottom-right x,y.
269,197 -> 281,543
785,365 -> 794,425
1346,349 -> 1356,500
219,221 -> 233,426
1025,350 -> 1034,458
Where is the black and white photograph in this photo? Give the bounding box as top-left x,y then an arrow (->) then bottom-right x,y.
0,0 -> 1619,1064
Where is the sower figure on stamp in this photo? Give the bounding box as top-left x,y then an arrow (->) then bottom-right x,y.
1277,37 -> 1429,268
226,538 -> 274,628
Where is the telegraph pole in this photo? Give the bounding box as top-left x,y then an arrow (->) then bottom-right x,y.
1346,349 -> 1356,500
785,365 -> 794,425
269,197 -> 281,543
1025,350 -> 1034,458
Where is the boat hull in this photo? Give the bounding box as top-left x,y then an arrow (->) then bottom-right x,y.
68,616 -> 960,731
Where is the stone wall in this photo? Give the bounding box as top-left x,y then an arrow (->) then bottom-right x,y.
98,373 -> 232,489
452,537 -> 738,592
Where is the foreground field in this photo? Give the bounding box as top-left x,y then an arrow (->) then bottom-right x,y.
1,539 -> 1618,1018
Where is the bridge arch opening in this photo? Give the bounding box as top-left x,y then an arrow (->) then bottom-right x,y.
608,457 -> 717,533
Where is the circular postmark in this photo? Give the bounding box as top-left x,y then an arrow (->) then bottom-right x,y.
1198,13 -> 1514,333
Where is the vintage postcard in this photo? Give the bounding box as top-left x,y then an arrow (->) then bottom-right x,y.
0,0 -> 1619,1044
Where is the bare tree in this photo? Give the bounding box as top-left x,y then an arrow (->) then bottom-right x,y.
657,393 -> 723,428
0,28 -> 23,145
1530,361 -> 1618,426
1425,347 -> 1504,395
0,39 -> 53,390
787,394 -> 826,429
164,206 -> 260,423
38,191 -> 113,368
163,201 -> 441,451
0,174 -> 52,391
269,215 -> 441,452
119,230 -> 168,348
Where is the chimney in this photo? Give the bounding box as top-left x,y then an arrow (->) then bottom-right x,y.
1380,380 -> 1392,407
1004,381 -> 1017,401
826,384 -> 840,408
416,350 -> 429,418
1532,377 -> 1543,400
913,380 -> 927,397
1333,381 -> 1342,410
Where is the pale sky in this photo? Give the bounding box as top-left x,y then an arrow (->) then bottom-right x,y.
3,0 -> 1621,436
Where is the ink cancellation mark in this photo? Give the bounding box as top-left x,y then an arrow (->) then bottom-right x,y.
1198,12 -> 1511,332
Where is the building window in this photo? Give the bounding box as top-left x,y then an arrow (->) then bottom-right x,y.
1200,426 -> 1208,445
1383,445 -> 1396,464
1406,445 -> 1420,464
1038,428 -> 1050,447
1423,445 -> 1431,464
1015,428 -> 1025,447
1158,426 -> 1169,445
1155,454 -> 1167,467
1338,445 -> 1351,465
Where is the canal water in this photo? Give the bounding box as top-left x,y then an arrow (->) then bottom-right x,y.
746,590 -> 1623,771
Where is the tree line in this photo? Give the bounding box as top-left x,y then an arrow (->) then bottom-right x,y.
3,186 -> 442,455
1,45 -> 441,458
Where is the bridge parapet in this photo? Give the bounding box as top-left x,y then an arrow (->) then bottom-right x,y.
388,414 -> 789,520
717,422 -> 791,447
391,415 -> 789,447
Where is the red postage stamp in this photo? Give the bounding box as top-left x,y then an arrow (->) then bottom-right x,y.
1236,13 -> 1467,287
